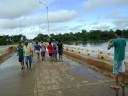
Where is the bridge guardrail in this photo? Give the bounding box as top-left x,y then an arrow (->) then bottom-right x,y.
64,45 -> 128,64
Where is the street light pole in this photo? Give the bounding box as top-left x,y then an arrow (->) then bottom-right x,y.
39,1 -> 50,38
20,21 -> 21,34
20,18 -> 25,42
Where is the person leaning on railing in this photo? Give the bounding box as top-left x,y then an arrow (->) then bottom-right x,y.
107,30 -> 127,89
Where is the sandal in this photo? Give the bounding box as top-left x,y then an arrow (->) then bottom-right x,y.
110,86 -> 119,90
120,82 -> 128,87
124,82 -> 128,86
120,83 -> 125,87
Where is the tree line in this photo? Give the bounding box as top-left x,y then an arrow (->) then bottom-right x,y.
34,29 -> 128,42
0,35 -> 26,45
0,29 -> 128,45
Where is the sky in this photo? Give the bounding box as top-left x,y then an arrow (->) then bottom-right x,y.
0,0 -> 128,39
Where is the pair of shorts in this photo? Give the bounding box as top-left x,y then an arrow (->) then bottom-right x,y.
113,60 -> 125,74
53,50 -> 57,59
41,52 -> 45,57
35,50 -> 40,53
24,56 -> 32,63
19,56 -> 24,62
49,53 -> 53,56
58,50 -> 63,55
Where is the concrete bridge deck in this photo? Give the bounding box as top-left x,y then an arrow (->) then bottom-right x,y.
0,53 -> 128,96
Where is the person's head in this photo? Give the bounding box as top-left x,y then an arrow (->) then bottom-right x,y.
49,41 -> 51,44
41,41 -> 43,44
56,40 -> 58,44
115,30 -> 122,37
58,40 -> 61,43
36,41 -> 38,44
19,42 -> 22,46
25,41 -> 28,46
52,39 -> 55,43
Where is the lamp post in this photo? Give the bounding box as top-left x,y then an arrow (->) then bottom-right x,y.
39,1 -> 50,38
20,18 -> 25,42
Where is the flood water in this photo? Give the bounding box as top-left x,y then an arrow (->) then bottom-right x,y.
64,40 -> 128,52
0,45 -> 10,50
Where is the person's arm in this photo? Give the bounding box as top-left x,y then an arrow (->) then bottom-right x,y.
30,45 -> 34,56
44,45 -> 46,50
107,39 -> 114,50
16,47 -> 19,56
62,44 -> 64,49
107,43 -> 112,50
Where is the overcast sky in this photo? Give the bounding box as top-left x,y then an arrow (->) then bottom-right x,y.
0,0 -> 128,39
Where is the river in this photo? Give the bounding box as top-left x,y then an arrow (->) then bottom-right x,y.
0,45 -> 9,49
64,40 -> 128,52
1,40 -> 128,52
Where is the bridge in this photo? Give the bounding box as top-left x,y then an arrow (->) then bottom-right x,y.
0,45 -> 128,96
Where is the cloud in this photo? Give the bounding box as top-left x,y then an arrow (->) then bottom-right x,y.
83,23 -> 113,31
0,9 -> 77,30
0,0 -> 57,19
0,17 -> 42,29
105,12 -> 119,19
0,0 -> 38,19
104,12 -> 128,29
83,0 -> 128,11
91,24 -> 111,30
113,17 -> 128,29
42,10 -> 77,23
69,25 -> 83,32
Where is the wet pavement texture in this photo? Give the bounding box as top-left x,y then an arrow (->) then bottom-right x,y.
0,53 -> 128,96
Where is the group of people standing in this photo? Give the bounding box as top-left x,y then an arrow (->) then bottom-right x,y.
16,41 -> 33,70
16,40 -> 63,70
47,40 -> 63,62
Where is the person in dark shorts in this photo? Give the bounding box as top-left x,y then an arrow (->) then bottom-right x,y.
47,41 -> 53,61
57,40 -> 63,61
16,42 -> 24,69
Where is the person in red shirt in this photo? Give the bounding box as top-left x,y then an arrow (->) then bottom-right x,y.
47,41 -> 53,61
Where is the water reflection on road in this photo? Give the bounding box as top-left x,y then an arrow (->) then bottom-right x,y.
63,56 -> 128,96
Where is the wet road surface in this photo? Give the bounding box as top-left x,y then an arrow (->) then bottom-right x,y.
0,53 -> 128,96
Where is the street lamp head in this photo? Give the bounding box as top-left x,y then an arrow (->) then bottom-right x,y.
39,1 -> 50,38
39,1 -> 47,7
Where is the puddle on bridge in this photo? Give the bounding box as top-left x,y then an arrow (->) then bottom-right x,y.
63,56 -> 111,82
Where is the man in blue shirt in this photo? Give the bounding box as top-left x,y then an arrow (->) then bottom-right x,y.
107,30 -> 126,89
34,42 -> 41,61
